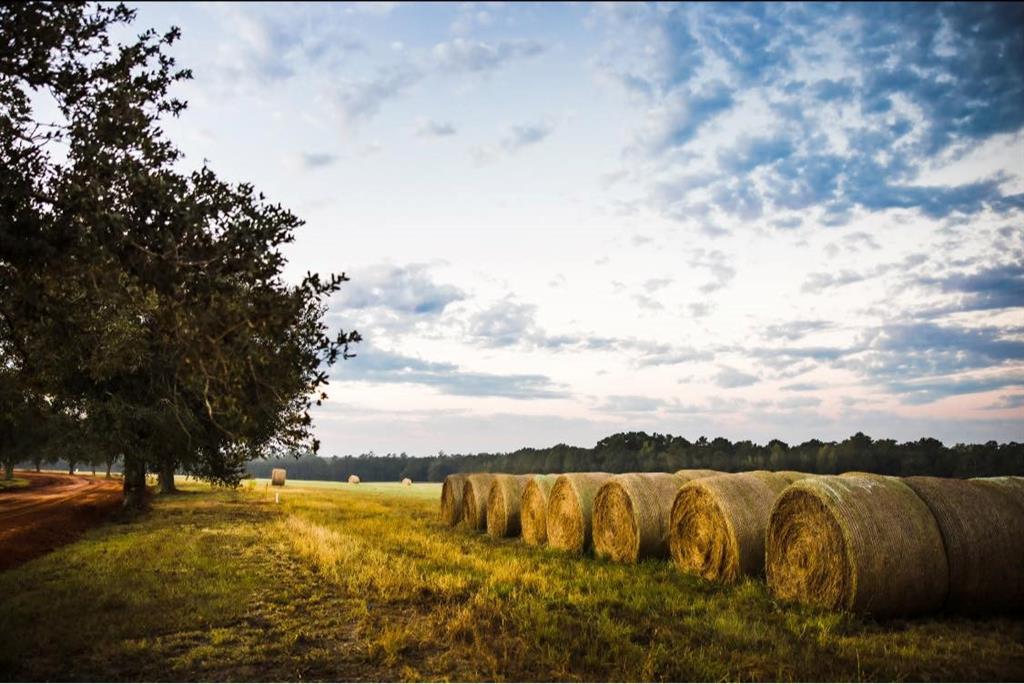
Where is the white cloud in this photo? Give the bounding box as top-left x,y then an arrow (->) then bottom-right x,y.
129,2 -> 1024,454
501,122 -> 553,151
415,119 -> 457,137
432,38 -> 543,73
336,64 -> 423,128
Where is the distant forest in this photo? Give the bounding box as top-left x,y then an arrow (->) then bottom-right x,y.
245,432 -> 1024,482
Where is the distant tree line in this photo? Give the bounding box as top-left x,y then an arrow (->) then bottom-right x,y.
14,457 -> 121,478
248,431 -> 1024,482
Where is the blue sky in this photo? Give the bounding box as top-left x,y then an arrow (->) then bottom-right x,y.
126,2 -> 1022,454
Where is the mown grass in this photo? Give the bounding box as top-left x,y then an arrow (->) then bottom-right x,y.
1,480 -> 1022,682
0,477 -> 30,491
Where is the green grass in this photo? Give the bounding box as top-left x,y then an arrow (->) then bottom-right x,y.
248,477 -> 441,500
1,481 -> 1022,681
0,477 -> 30,490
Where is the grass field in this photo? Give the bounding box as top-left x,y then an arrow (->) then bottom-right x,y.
1,479 -> 1023,681
0,477 -> 30,491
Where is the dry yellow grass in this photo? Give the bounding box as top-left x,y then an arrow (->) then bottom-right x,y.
4,479 -> 1024,682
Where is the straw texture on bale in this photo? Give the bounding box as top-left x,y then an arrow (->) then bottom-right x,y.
270,468 -> 286,487
486,474 -> 535,538
401,477 -> 412,486
670,471 -> 810,583
520,475 -> 559,546
547,473 -> 613,553
905,476 -> 1024,613
972,475 -> 1024,500
675,469 -> 722,482
348,475 -> 360,484
463,473 -> 499,530
766,474 -> 948,617
594,471 -> 718,563
440,473 -> 468,527
774,471 -> 812,484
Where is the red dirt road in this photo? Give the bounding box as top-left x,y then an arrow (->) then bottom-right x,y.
0,471 -> 123,571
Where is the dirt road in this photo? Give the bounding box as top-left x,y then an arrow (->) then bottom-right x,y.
0,471 -> 123,571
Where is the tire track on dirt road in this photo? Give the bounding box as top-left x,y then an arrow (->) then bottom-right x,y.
0,471 -> 123,571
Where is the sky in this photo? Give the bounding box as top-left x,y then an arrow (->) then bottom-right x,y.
123,2 -> 1023,454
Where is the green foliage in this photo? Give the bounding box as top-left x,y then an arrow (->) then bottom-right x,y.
0,367 -> 50,478
0,3 -> 358,501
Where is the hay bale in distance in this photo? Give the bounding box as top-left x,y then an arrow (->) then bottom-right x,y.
521,475 -> 559,546
905,476 -> 1024,613
440,473 -> 468,527
766,474 -> 948,617
670,471 -> 809,583
463,473 -> 499,530
402,477 -> 412,486
348,474 -> 360,484
594,471 -> 717,563
486,474 -> 535,538
547,473 -> 613,553
270,468 -> 286,487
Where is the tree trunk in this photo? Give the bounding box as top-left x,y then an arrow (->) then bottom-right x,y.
35,461 -> 41,472
68,459 -> 76,475
158,460 -> 177,494
105,459 -> 112,478
3,462 -> 13,480
122,457 -> 148,510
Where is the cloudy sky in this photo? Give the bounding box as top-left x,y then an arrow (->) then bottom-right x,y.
128,2 -> 1022,454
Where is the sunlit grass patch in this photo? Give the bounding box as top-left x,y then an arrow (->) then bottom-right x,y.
251,478 -> 442,499
2,480 -> 1023,682
271,480 -> 1024,682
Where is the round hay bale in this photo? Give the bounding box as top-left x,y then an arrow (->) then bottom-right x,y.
521,474 -> 559,546
675,469 -> 722,482
547,473 -> 613,553
462,473 -> 499,531
486,474 -> 535,538
402,477 -> 412,486
670,471 -> 809,583
440,473 -> 468,526
594,471 -> 717,563
775,470 -> 813,484
270,468 -> 286,487
840,471 -> 885,479
766,474 -> 948,617
905,476 -> 1024,613
971,476 -> 1024,500
348,474 -> 360,484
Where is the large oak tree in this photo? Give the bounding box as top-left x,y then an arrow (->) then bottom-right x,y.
0,2 -> 359,506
